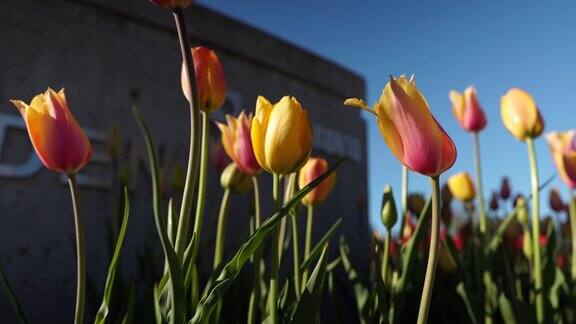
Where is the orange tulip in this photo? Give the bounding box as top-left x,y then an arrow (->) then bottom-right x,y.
216,111 -> 261,175
546,130 -> 576,189
181,47 -> 227,112
346,75 -> 457,176
449,86 -> 487,132
501,88 -> 544,141
11,88 -> 92,174
149,0 -> 193,10
298,157 -> 337,206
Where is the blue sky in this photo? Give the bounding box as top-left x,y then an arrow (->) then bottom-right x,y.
201,0 -> 576,233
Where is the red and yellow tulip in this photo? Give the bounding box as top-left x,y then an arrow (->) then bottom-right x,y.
501,88 -> 544,141
251,96 -> 313,175
298,157 -> 337,206
216,111 -> 262,175
181,47 -> 227,112
346,75 -> 457,177
546,130 -> 576,189
11,88 -> 92,174
148,0 -> 193,9
449,86 -> 487,132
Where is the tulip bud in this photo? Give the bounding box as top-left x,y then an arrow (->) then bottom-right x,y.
501,88 -> 544,141
298,157 -> 337,206
449,86 -> 487,133
149,0 -> 193,10
546,131 -> 576,189
380,185 -> 398,229
515,196 -> 529,226
220,163 -> 253,194
549,187 -> 567,212
211,142 -> 229,173
107,122 -> 123,159
11,88 -> 92,174
181,47 -> 227,112
216,111 -> 261,175
408,193 -> 426,216
489,192 -> 499,211
251,96 -> 313,175
500,177 -> 512,200
118,162 -> 132,188
447,172 -> 476,202
346,75 -> 456,176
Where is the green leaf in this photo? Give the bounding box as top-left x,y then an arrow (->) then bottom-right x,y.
0,263 -> 28,324
190,158 -> 344,323
290,244 -> 330,324
121,282 -> 136,324
153,284 -> 167,324
133,107 -> 185,324
95,188 -> 131,324
498,293 -> 517,324
339,236 -> 370,322
456,282 -> 479,324
299,218 -> 342,272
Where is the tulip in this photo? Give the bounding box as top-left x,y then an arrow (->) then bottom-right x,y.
11,88 -> 92,174
546,130 -> 576,189
449,86 -> 487,132
220,163 -> 253,194
489,192 -> 499,211
549,187 -> 567,212
447,172 -> 476,202
501,88 -> 544,141
345,75 -> 457,176
181,47 -> 227,112
211,141 -> 229,173
515,196 -> 529,226
500,177 -> 512,200
408,193 -> 426,216
298,157 -> 337,206
217,112 -> 262,175
251,96 -> 313,175
149,0 -> 193,9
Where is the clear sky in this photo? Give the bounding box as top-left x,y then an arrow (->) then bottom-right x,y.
200,0 -> 576,233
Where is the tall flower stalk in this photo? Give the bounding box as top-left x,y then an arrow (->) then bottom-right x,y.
67,175 -> 86,324
473,132 -> 487,235
247,176 -> 262,324
172,8 -> 202,257
268,173 -> 282,324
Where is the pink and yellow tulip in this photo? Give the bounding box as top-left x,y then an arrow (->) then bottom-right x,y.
181,46 -> 227,112
449,86 -> 487,132
298,157 -> 337,206
217,111 -> 262,175
11,88 -> 92,174
345,75 -> 457,177
546,130 -> 576,189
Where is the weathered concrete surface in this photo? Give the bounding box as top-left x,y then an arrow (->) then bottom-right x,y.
0,0 -> 368,322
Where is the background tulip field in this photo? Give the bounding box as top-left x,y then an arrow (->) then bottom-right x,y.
4,1 -> 576,324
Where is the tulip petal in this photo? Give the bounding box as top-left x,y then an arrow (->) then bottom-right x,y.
265,96 -> 304,174
251,96 -> 272,170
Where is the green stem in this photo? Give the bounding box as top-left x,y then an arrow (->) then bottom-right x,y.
248,176 -> 262,324
278,174 -> 296,263
213,189 -> 231,269
473,132 -> 487,236
400,166 -> 409,231
67,174 -> 86,324
290,208 -> 301,299
570,191 -> 576,280
268,173 -> 281,324
191,112 -> 210,263
417,175 -> 441,324
526,138 -> 544,323
301,205 -> 314,290
173,8 -> 202,258
382,227 -> 391,286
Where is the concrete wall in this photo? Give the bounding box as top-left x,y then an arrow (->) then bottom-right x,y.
0,0 -> 368,321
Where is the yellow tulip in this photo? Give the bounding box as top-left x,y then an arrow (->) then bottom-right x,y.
447,172 -> 476,202
501,88 -> 544,141
251,96 -> 313,174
